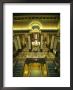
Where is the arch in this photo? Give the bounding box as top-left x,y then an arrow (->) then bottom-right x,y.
29,20 -> 42,29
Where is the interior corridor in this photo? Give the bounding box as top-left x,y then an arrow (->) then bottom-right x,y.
13,13 -> 60,77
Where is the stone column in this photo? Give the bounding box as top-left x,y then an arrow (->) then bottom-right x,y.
28,35 -> 31,50
47,34 -> 49,46
22,35 -> 25,47
40,34 -> 43,49
53,38 -> 58,50
16,35 -> 22,49
13,38 -> 18,51
50,35 -> 55,49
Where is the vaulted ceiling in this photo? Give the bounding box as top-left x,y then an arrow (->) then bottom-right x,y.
13,13 -> 60,31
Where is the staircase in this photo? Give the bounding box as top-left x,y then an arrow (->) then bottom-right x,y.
48,63 -> 59,77
13,62 -> 24,77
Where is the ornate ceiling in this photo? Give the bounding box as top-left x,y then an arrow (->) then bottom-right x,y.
13,13 -> 60,31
